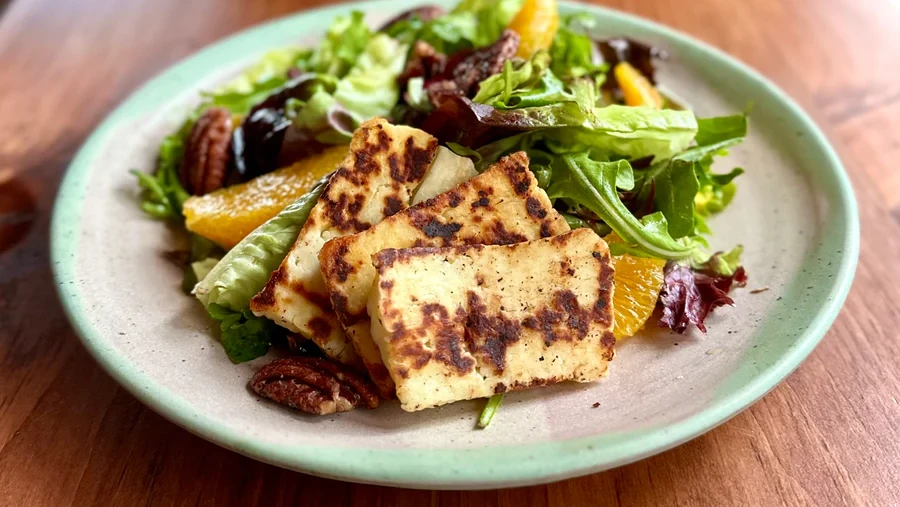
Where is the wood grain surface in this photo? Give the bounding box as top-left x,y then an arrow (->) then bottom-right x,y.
0,0 -> 897,505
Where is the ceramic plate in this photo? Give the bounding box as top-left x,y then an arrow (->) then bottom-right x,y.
50,0 -> 859,489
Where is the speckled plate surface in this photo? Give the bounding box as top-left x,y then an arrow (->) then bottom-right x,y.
50,0 -> 858,489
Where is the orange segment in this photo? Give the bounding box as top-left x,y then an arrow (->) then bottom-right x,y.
605,233 -> 666,339
508,0 -> 559,58
614,62 -> 664,109
184,145 -> 348,249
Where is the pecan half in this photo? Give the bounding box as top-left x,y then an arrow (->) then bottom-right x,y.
250,357 -> 380,415
180,107 -> 233,195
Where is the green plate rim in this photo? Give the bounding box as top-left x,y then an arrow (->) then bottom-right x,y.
50,0 -> 859,489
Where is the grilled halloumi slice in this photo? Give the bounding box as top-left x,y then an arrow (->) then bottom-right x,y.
318,152 -> 569,397
367,229 -> 616,412
250,119 -> 475,365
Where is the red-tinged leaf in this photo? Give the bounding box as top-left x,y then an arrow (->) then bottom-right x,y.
658,255 -> 747,334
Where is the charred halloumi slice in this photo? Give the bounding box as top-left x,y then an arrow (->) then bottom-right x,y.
318,152 -> 569,397
367,229 -> 616,412
250,119 -> 475,365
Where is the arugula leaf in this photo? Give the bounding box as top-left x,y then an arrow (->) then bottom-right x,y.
627,113 -> 747,237
131,119 -> 193,220
208,304 -> 280,363
690,114 -> 748,219
547,154 -> 698,259
652,159 -> 699,238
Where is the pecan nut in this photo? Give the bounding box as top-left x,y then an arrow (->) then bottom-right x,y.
180,107 -> 233,195
250,357 -> 380,415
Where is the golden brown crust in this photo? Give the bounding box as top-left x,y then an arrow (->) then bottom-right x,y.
250,119 -> 441,367
368,229 -> 615,411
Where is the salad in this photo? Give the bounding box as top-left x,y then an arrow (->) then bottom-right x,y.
134,0 -> 748,426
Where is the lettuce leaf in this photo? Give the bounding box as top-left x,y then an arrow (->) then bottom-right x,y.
691,114 -> 747,220
658,246 -> 747,333
193,174 -> 329,311
547,154 -> 698,259
695,114 -> 748,146
288,34 -> 408,147
453,0 -> 523,47
304,11 -> 371,77
208,304 -> 280,363
334,34 -> 409,120
549,14 -> 606,81
131,119 -> 192,219
439,101 -> 697,162
205,48 -> 308,114
472,51 -> 576,109
386,0 -> 521,54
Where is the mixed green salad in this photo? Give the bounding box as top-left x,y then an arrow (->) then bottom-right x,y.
134,0 -> 748,423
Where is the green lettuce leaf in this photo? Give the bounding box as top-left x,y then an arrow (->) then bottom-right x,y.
469,104 -> 697,163
472,52 -> 576,109
694,113 -> 748,146
386,0 -> 521,54
454,0 -> 523,47
652,159 -> 699,238
334,33 -> 408,119
547,153 -> 698,259
131,119 -> 193,219
549,14 -> 606,81
691,114 -> 747,219
204,47 -> 307,114
193,174 -> 329,311
304,11 -> 371,77
290,34 -> 408,145
208,304 -> 280,364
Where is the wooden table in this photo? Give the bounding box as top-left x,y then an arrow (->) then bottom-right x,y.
1,0 -> 897,504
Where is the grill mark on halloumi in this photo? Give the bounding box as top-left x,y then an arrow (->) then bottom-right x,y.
318,152 -> 570,397
367,229 -> 615,412
250,119 -> 439,366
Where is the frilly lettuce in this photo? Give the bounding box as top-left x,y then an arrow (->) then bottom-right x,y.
290,33 -> 408,145
385,0 -> 521,54
334,33 -> 409,120
472,51 -> 576,109
193,174 -> 329,311
304,11 -> 371,77
549,14 -> 606,81
205,48 -> 307,114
